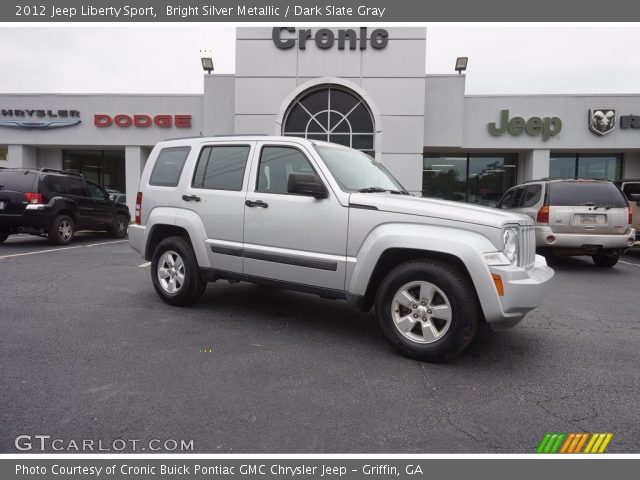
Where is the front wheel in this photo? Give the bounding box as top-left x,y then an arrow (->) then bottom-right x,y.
375,259 -> 480,362
592,253 -> 619,268
151,236 -> 206,306
111,213 -> 128,238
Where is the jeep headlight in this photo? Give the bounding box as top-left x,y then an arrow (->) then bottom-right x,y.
502,227 -> 519,265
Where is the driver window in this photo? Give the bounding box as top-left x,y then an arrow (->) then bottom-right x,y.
256,146 -> 316,195
86,182 -> 106,200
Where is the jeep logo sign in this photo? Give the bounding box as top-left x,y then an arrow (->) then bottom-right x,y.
488,109 -> 562,141
272,27 -> 389,50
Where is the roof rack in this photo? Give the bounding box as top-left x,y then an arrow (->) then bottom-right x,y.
164,133 -> 269,142
526,177 -> 610,183
39,168 -> 84,177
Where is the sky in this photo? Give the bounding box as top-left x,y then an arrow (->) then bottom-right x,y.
1,26 -> 640,95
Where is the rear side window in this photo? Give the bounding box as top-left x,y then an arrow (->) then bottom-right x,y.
44,175 -> 67,194
521,184 -> 542,207
192,145 -> 250,191
622,183 -> 640,197
0,171 -> 36,192
549,182 -> 628,207
66,177 -> 87,196
498,186 -> 525,209
149,147 -> 191,187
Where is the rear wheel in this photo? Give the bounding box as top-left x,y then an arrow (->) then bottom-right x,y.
111,213 -> 128,238
592,253 -> 619,268
49,215 -> 75,245
151,236 -> 206,306
375,259 -> 480,362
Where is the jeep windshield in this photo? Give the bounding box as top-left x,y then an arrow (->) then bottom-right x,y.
314,145 -> 408,194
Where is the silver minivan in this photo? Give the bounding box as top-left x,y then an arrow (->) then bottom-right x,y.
497,179 -> 635,267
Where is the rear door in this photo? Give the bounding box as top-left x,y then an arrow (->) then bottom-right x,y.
64,177 -> 95,228
547,181 -> 629,235
0,170 -> 37,217
180,141 -> 255,274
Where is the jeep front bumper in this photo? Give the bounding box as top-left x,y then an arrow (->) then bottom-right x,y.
485,254 -> 555,330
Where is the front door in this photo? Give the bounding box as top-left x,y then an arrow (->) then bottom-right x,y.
85,181 -> 115,226
243,142 -> 349,291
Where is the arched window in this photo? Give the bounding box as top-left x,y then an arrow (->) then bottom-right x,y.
282,86 -> 375,157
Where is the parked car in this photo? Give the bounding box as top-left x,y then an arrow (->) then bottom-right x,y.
497,179 -> 636,267
129,136 -> 553,361
614,179 -> 640,240
0,168 -> 130,245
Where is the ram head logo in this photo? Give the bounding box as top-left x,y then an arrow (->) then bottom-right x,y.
589,109 -> 616,136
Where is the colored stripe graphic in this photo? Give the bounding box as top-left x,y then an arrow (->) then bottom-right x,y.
537,433 -> 612,453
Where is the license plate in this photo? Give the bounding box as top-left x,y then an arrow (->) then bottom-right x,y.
0,201 -> 5,210
578,214 -> 605,225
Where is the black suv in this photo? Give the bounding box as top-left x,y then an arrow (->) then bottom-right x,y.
0,168 -> 130,245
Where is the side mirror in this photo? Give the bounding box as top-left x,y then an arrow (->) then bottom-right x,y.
288,172 -> 328,199
629,193 -> 640,203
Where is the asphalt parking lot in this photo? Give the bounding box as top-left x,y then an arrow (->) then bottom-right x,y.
1,233 -> 639,453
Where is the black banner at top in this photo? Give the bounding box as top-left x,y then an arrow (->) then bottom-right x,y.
4,0 -> 640,22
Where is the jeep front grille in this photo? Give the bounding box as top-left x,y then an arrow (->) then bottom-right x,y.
519,226 -> 536,269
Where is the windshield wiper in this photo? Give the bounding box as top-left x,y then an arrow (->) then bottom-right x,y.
592,204 -> 615,210
358,187 -> 410,195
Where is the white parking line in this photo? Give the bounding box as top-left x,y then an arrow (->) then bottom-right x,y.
620,260 -> 640,267
0,240 -> 128,260
138,261 -> 151,268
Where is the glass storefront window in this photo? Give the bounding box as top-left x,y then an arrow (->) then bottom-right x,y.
63,150 -> 126,193
423,154 -> 518,206
577,155 -> 622,180
550,154 -> 622,181
468,155 -> 518,207
549,155 -> 576,179
422,156 -> 467,202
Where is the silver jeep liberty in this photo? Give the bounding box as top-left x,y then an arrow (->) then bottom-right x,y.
129,136 -> 554,361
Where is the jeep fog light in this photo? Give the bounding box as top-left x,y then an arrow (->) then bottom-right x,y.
483,252 -> 511,266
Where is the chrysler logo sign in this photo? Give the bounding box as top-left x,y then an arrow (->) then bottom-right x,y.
589,109 -> 616,136
0,109 -> 81,129
0,120 -> 81,129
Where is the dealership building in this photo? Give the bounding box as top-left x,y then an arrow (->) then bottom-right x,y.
2,27 -> 640,212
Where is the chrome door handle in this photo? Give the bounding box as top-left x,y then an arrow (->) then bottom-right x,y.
245,200 -> 268,208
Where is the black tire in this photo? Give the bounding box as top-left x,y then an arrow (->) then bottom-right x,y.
111,213 -> 129,238
375,259 -> 480,362
0,232 -> 8,243
48,215 -> 75,245
592,253 -> 619,268
150,236 -> 206,306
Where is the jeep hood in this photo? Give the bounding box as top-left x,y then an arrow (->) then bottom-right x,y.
348,193 -> 531,228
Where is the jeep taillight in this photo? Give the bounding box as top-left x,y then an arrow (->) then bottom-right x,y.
135,192 -> 142,224
629,207 -> 633,226
25,192 -> 43,204
536,205 -> 549,224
